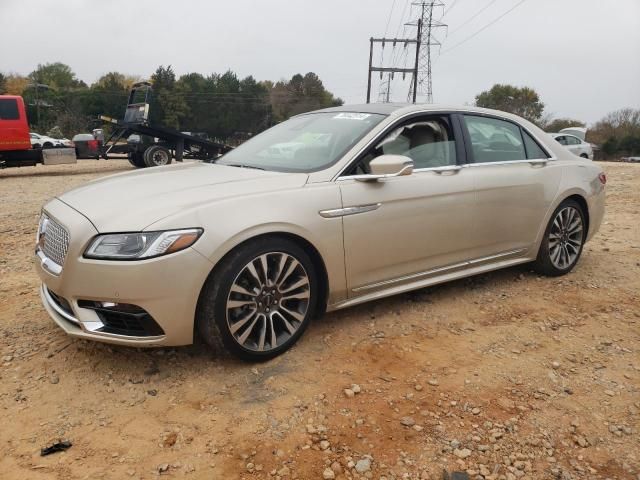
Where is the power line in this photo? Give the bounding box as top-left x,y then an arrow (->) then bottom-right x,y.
441,0 -> 527,54
442,0 -> 460,17
447,0 -> 499,36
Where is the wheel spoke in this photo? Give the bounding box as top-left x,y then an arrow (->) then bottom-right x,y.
278,258 -> 300,287
245,261 -> 262,288
237,314 -> 260,345
257,315 -> 267,351
229,309 -> 257,335
227,299 -> 255,309
268,314 -> 277,348
273,254 -> 288,285
259,254 -> 270,285
280,305 -> 304,322
273,310 -> 297,335
230,284 -> 257,296
280,277 -> 309,294
281,289 -> 310,301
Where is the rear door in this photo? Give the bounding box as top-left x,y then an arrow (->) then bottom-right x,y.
460,114 -> 562,259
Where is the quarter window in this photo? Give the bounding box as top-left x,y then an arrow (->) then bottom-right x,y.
463,115 -> 526,163
522,130 -> 549,159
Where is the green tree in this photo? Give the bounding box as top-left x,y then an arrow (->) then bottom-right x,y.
150,65 -> 189,130
475,84 -> 544,123
28,62 -> 84,91
0,73 -> 7,94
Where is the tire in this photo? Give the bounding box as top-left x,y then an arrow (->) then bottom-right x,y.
196,237 -> 318,361
533,199 -> 586,276
143,145 -> 172,167
43,142 -> 53,149
580,153 -> 588,159
127,151 -> 146,168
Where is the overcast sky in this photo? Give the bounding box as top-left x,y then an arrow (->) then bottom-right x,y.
1,0 -> 638,124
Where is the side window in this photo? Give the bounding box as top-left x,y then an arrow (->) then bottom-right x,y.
0,98 -> 20,120
522,131 -> 549,159
555,136 -> 568,145
566,136 -> 580,145
463,115 -> 526,163
348,115 -> 457,174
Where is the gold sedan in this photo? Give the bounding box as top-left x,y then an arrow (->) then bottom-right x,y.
35,104 -> 606,360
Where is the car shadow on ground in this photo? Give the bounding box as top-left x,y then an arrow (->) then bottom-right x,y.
63,263 -> 537,371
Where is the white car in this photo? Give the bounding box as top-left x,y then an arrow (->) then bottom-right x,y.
550,127 -> 593,159
30,133 -> 64,149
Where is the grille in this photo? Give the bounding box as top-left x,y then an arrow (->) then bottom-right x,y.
42,217 -> 70,268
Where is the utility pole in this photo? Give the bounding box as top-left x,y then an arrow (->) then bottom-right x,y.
366,36 -> 421,104
407,1 -> 447,103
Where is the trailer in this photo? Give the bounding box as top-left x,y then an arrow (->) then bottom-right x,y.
99,82 -> 232,168
0,95 -> 76,169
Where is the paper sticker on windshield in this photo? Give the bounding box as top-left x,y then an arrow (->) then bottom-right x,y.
333,113 -> 371,120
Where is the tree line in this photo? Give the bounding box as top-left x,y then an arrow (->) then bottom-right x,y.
475,84 -> 640,158
0,63 -> 343,143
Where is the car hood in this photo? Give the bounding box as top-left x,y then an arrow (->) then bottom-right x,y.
57,162 -> 308,232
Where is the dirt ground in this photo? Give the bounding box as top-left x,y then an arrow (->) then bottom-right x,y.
0,160 -> 638,480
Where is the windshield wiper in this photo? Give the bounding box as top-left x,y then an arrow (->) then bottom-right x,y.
223,163 -> 266,171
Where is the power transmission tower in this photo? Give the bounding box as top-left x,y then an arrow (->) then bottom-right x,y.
366,35 -> 421,104
407,1 -> 447,103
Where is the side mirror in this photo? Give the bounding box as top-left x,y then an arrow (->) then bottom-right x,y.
354,155 -> 414,182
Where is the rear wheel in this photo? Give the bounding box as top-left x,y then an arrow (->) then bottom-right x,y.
143,145 -> 172,167
197,237 -> 317,361
533,199 -> 586,276
580,153 -> 589,159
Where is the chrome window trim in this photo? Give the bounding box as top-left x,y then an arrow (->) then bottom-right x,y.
333,109 -> 557,181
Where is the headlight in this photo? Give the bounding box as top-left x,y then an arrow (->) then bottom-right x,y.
84,228 -> 203,260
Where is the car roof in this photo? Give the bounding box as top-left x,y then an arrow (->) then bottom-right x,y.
309,103 -> 536,123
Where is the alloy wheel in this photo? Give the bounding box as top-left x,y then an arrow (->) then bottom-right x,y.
225,252 -> 311,352
549,206 -> 583,270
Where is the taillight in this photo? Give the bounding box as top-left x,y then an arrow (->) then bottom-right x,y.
598,172 -> 607,185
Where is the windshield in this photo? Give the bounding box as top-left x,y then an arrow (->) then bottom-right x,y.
216,112 -> 386,172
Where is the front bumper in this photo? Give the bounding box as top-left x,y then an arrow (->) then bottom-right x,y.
35,198 -> 214,347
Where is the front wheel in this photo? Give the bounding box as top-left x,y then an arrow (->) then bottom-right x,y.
197,237 -> 317,361
533,199 -> 586,276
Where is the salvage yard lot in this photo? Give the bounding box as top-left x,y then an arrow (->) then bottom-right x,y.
0,161 -> 638,480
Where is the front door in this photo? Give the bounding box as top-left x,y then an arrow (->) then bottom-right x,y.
337,114 -> 476,294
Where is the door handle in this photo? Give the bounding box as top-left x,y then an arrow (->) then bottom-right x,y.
432,165 -> 462,175
528,159 -> 548,167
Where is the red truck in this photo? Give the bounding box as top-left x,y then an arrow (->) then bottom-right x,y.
0,95 -> 76,169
